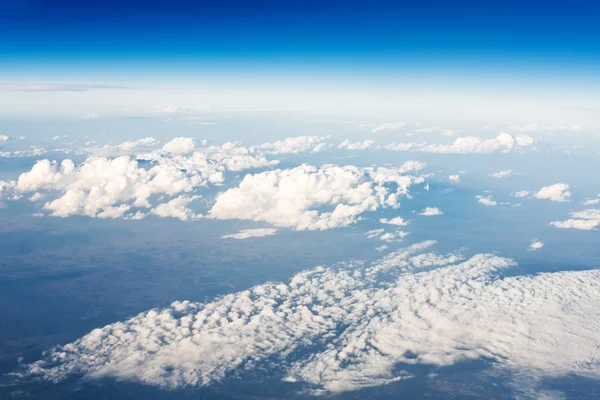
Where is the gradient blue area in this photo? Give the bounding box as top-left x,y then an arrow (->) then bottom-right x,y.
1,0 -> 599,69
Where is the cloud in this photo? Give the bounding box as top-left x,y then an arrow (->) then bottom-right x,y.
380,217 -> 409,226
151,195 -> 202,221
381,133 -> 535,154
83,112 -> 100,119
0,146 -> 46,159
209,162 -> 426,230
116,137 -> 159,151
338,139 -> 378,150
583,196 -> 600,206
419,207 -> 443,216
550,209 -> 600,231
222,228 -> 278,239
508,124 -> 584,133
252,136 -> 327,155
161,137 -> 196,154
534,184 -> 571,202
513,191 -> 530,198
418,133 -> 535,154
22,242 -> 600,395
476,195 -> 497,207
0,134 -> 8,141
371,122 -> 406,133
529,240 -> 544,251
449,174 -> 460,183
490,170 -> 513,178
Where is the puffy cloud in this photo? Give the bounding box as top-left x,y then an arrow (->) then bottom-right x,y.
419,207 -> 443,216
583,196 -> 600,206
209,162 -> 426,230
0,134 -> 8,141
252,136 -> 326,155
338,139 -> 378,150
448,174 -> 460,183
550,209 -> 600,231
529,240 -> 544,251
380,217 -> 409,226
22,242 -> 600,395
0,146 -> 47,158
222,228 -> 278,239
381,133 -> 535,154
116,137 -> 159,151
476,195 -> 497,207
151,195 -> 202,221
534,184 -> 571,202
490,170 -> 513,178
161,137 -> 196,154
419,133 -> 535,154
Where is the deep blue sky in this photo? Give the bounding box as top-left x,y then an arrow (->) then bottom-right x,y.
1,0 -> 599,71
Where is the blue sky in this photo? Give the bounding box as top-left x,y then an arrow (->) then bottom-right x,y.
1,0 -> 599,80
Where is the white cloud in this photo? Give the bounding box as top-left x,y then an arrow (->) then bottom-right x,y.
419,207 -> 443,216
338,139 -> 378,150
583,196 -> 600,206
23,242 -> 600,395
0,134 -> 8,141
419,133 -> 535,154
378,230 -> 409,242
380,217 -> 409,226
550,209 -> 600,231
449,174 -> 460,183
209,162 -> 426,230
509,124 -> 584,133
490,170 -> 513,178
382,133 -> 535,154
252,136 -> 326,155
513,191 -> 530,198
476,195 -> 497,207
117,137 -> 159,151
529,240 -> 544,251
222,228 -> 278,239
161,137 -> 196,154
534,184 -> 571,202
83,112 -> 100,119
371,122 -> 405,133
151,195 -> 201,221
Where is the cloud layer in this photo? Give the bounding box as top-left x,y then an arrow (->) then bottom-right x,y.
22,242 -> 600,395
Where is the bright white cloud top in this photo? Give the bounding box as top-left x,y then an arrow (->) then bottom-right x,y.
419,207 -> 443,216
534,183 -> 572,202
551,209 -> 600,231
209,162 -> 426,230
529,240 -> 544,251
22,242 -> 600,395
489,170 -> 513,178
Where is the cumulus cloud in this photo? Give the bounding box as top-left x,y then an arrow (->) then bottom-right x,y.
550,209 -> 600,231
222,228 -> 278,239
529,240 -> 544,251
338,139 -> 378,150
449,174 -> 460,183
209,162 -> 426,230
380,217 -> 409,226
151,195 -> 202,221
534,184 -> 571,202
161,137 -> 196,154
252,136 -> 327,155
476,195 -> 497,207
21,242 -> 600,395
419,133 -> 535,154
419,207 -> 443,216
490,170 -> 512,178
381,133 -> 535,154
0,134 -> 8,141
0,146 -> 46,158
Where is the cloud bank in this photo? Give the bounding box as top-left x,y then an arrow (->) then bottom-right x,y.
22,242 -> 600,395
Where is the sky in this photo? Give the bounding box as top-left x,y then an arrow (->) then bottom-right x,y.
1,2 -> 600,399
